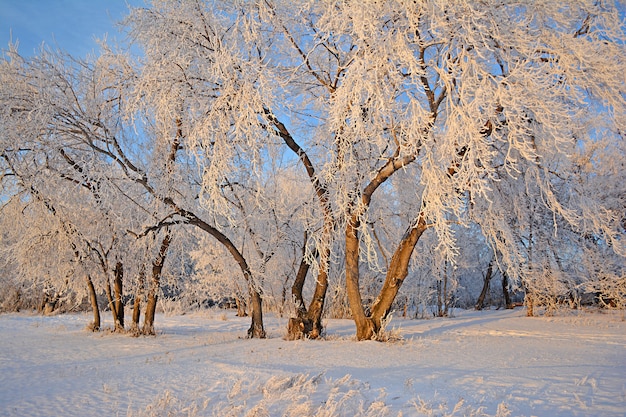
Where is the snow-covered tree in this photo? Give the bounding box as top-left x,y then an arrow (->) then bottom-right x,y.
2,0 -> 624,341
120,0 -> 626,339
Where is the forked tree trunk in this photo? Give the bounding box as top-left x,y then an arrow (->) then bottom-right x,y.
113,262 -> 124,329
346,216 -> 427,340
287,265 -> 329,340
268,112 -> 331,341
86,275 -> 100,331
287,251 -> 313,340
476,257 -> 495,310
143,233 -> 171,335
287,234 -> 329,340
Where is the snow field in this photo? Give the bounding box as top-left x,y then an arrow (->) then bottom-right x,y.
0,308 -> 624,416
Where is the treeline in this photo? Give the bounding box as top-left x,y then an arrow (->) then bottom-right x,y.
1,0 -> 624,340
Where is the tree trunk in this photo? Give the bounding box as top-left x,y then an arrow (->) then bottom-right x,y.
436,280 -> 444,317
132,295 -> 141,331
113,261 -> 124,329
525,290 -> 535,317
287,251 -> 313,340
305,266 -> 328,339
269,113 -> 332,340
502,272 -> 513,309
345,219 -> 375,340
187,216 -> 265,338
287,238 -> 330,340
104,278 -> 120,330
86,275 -> 100,331
236,299 -> 247,316
143,233 -> 171,335
291,238 -> 312,319
369,218 -> 426,333
247,287 -> 266,338
476,257 -> 494,310
435,264 -> 451,318
131,265 -> 145,332
288,263 -> 329,341
346,211 -> 427,340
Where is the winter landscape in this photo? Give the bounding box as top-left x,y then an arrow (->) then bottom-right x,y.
1,1 -> 625,416
1,307 -> 624,417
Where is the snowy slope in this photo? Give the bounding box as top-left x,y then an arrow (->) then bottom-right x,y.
0,308 -> 624,416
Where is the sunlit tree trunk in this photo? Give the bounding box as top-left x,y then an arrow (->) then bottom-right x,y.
104,277 -> 120,331
143,233 -> 170,335
344,155 -> 423,340
291,239 -> 311,319
345,218 -> 374,340
369,217 -> 427,333
86,275 -> 100,331
287,239 -> 314,340
247,289 -> 265,338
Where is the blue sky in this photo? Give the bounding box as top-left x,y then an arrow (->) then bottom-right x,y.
0,0 -> 143,57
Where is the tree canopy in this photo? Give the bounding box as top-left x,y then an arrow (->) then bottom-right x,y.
1,0 -> 624,339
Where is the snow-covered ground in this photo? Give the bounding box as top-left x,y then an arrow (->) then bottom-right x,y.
0,308 -> 624,417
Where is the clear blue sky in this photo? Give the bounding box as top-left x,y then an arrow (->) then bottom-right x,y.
0,0 -> 143,57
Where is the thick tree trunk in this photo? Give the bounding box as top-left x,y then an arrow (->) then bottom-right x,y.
143,284 -> 158,334
369,218 -> 426,333
143,233 -> 171,335
305,266 -> 328,339
344,217 -> 427,340
345,220 -> 375,340
86,275 -> 100,331
247,287 -> 266,338
113,261 -> 124,329
476,257 -> 494,310
288,264 -> 329,340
